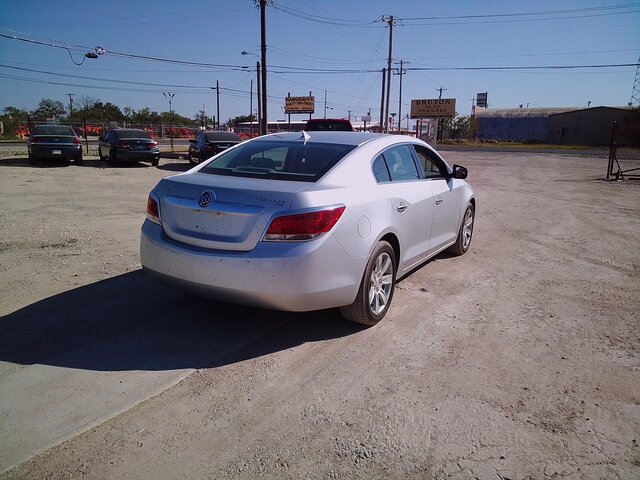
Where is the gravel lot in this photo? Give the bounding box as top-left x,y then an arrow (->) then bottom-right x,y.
0,150 -> 638,479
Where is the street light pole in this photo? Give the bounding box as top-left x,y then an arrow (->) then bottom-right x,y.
162,92 -> 175,152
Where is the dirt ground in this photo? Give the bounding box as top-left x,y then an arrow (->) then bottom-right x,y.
0,151 -> 638,479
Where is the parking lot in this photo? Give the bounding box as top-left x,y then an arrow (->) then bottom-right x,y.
0,150 -> 638,479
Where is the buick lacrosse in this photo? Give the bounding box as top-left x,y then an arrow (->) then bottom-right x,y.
140,131 -> 475,325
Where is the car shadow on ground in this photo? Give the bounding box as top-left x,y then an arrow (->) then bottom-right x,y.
157,161 -> 192,172
0,157 -> 156,169
0,270 -> 364,372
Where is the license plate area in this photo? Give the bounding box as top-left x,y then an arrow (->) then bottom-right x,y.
52,150 -> 62,155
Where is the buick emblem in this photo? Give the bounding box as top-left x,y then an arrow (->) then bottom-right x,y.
198,190 -> 214,208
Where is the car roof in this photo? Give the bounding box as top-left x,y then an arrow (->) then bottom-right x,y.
113,128 -> 148,135
258,131 -> 415,147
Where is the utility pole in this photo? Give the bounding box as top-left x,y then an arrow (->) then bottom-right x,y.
249,79 -> 253,134
256,61 -> 262,135
324,90 -> 327,118
379,68 -> 386,131
382,15 -> 394,133
393,60 -> 407,133
66,93 -> 74,118
436,86 -> 447,142
260,0 -> 268,136
216,80 -> 220,130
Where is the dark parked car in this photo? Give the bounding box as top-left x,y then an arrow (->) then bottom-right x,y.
188,131 -> 242,165
27,125 -> 83,165
98,129 -> 160,166
304,118 -> 354,132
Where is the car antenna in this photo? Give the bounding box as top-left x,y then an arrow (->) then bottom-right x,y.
298,130 -> 310,145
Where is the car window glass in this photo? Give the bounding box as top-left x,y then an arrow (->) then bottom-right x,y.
382,145 -> 419,182
372,155 -> 391,183
413,145 -> 447,178
200,140 -> 356,182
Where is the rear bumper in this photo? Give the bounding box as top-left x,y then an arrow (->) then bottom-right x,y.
140,220 -> 366,312
28,144 -> 81,159
116,149 -> 160,162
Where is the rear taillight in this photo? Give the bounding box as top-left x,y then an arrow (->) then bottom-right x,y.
30,136 -> 43,143
73,137 -> 81,145
146,194 -> 160,224
148,141 -> 158,148
263,206 -> 345,241
117,141 -> 131,149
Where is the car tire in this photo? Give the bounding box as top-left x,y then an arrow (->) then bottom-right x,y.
151,158 -> 159,167
28,154 -> 37,165
340,241 -> 396,326
188,153 -> 197,165
448,202 -> 474,255
109,149 -> 117,166
75,153 -> 83,166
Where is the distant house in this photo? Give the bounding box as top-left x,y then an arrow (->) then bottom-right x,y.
548,106 -> 634,146
474,108 -> 575,143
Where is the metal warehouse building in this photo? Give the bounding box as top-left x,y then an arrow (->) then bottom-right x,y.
475,108 -> 574,143
548,106 -> 634,146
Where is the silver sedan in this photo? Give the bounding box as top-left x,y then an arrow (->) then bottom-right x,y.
140,131 -> 475,325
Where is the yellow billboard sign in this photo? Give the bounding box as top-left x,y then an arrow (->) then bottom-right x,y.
410,98 -> 456,118
285,96 -> 315,114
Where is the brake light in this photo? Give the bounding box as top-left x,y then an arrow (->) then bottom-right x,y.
117,141 -> 131,149
264,206 -> 345,241
30,136 -> 43,143
73,137 -> 81,145
146,194 -> 160,224
149,141 -> 158,148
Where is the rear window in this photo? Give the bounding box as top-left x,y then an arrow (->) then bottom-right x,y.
32,126 -> 75,136
199,140 -> 356,182
304,120 -> 354,132
115,130 -> 151,139
205,132 -> 241,142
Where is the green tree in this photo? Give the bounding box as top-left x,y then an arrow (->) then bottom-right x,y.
32,98 -> 66,119
194,109 -> 208,126
1,106 -> 28,121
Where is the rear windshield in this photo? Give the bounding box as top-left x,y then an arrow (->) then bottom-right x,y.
32,126 -> 75,136
205,132 -> 240,142
305,121 -> 353,132
199,140 -> 356,182
115,130 -> 151,139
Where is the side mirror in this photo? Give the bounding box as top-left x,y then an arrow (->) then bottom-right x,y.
450,164 -> 468,179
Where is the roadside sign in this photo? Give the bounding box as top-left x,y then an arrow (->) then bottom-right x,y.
285,96 -> 315,114
410,98 -> 456,119
477,92 -> 488,108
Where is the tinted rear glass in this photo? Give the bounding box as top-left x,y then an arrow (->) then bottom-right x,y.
115,130 -> 151,139
32,126 -> 75,136
205,132 -> 241,142
305,121 -> 353,131
199,140 -> 356,182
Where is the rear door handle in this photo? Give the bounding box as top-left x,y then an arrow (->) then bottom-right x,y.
435,197 -> 443,205
397,204 -> 408,212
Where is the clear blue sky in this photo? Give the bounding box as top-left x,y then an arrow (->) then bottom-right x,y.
1,0 -> 638,125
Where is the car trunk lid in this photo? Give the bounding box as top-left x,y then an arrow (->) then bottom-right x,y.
156,173 -> 306,251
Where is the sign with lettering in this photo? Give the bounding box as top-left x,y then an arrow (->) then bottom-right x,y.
410,98 -> 456,119
285,96 -> 315,114
476,92 -> 488,108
